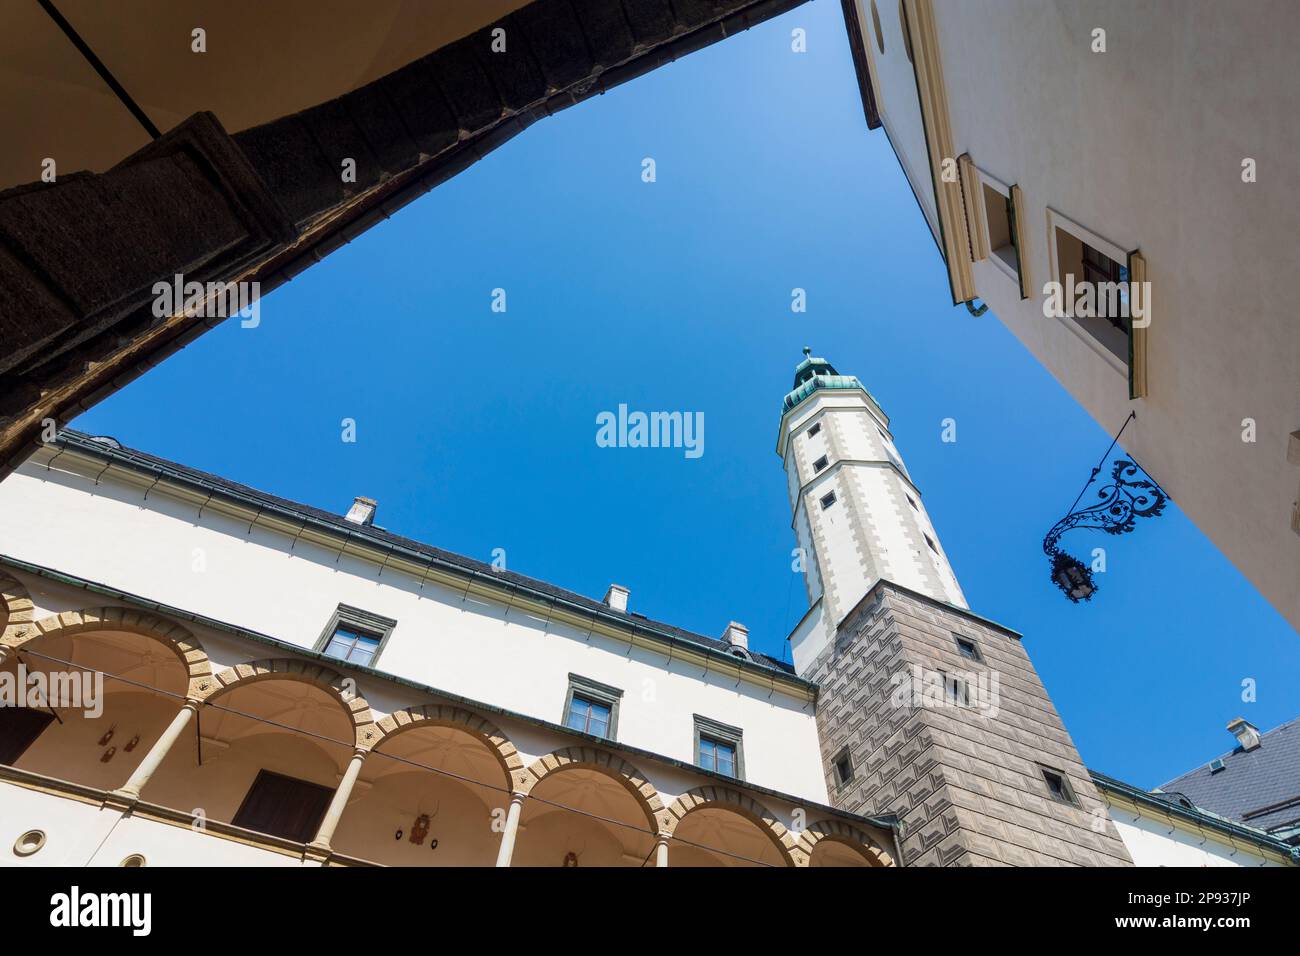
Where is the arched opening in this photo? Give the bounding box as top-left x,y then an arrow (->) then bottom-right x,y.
515,764 -> 657,867
670,805 -> 791,867
145,676 -> 358,845
808,835 -> 882,867
1,626 -> 193,792
332,721 -> 508,866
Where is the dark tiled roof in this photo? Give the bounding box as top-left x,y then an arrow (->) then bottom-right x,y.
54,431 -> 798,679
1158,717 -> 1300,838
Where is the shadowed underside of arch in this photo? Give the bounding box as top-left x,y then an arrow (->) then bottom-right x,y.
1,603 -> 213,696
373,703 -> 524,788
799,818 -> 894,866
664,785 -> 800,865
521,746 -> 665,832
203,657 -> 376,748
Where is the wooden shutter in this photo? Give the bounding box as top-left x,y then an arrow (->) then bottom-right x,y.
232,769 -> 335,843
1009,184 -> 1032,300
0,708 -> 55,765
958,154 -> 988,262
1127,250 -> 1149,399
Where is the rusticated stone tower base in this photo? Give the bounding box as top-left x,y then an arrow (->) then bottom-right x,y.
809,581 -> 1132,867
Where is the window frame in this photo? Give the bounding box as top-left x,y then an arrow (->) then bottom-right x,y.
812,454 -> 829,473
694,714 -> 745,781
1045,207 -> 1137,378
806,421 -> 822,439
1038,765 -> 1081,807
313,604 -> 398,669
563,673 -> 623,741
975,169 -> 1022,289
953,635 -> 982,662
820,490 -> 837,510
832,746 -> 855,788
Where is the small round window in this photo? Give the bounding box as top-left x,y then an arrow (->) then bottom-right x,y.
13,829 -> 46,857
870,1 -> 886,54
119,853 -> 147,867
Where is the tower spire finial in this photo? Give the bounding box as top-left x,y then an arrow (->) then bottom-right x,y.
802,346 -> 812,358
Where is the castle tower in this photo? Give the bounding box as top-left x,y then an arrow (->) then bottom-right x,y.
777,348 -> 965,673
780,350 -> 1132,867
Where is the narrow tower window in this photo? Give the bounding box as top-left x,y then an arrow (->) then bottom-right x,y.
1040,766 -> 1080,806
806,422 -> 821,438
820,491 -> 837,510
813,455 -> 829,473
923,532 -> 938,553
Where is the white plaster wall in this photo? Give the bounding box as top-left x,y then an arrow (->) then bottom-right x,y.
862,0 -> 1300,628
0,460 -> 830,804
1109,807 -> 1287,868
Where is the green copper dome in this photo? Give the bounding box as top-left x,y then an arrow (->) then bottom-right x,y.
782,347 -> 876,412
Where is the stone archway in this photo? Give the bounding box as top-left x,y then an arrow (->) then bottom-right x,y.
202,657 -> 376,748
521,746 -> 665,832
372,703 -> 523,789
1,604 -> 212,695
0,571 -> 33,637
798,818 -> 894,867
663,785 -> 799,865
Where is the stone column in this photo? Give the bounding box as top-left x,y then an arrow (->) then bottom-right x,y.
112,698 -> 199,802
309,749 -> 368,852
655,832 -> 671,867
495,792 -> 527,867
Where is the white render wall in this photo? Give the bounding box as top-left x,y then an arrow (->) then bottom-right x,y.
1108,806 -> 1287,869
855,0 -> 1300,629
0,452 -> 830,805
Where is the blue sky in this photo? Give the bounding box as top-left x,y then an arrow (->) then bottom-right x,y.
72,0 -> 1296,789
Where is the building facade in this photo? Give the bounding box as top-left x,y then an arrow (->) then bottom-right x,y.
0,423 -> 899,868
841,0 -> 1300,630
0,352 -> 1172,867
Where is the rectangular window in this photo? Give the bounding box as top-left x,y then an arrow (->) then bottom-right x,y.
0,708 -> 55,765
978,171 -> 1031,299
923,532 -> 938,553
698,736 -> 737,776
807,422 -> 821,438
694,715 -> 744,780
566,694 -> 611,736
905,493 -> 919,510
820,491 -> 837,510
954,636 -> 982,661
1040,766 -> 1080,807
943,672 -> 971,706
813,455 -> 829,473
323,625 -> 382,666
1046,208 -> 1146,396
231,770 -> 335,843
833,748 -> 854,787
314,604 -> 397,669
563,674 -> 622,740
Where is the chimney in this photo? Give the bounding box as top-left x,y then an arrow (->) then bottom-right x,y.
602,584 -> 629,613
1227,717 -> 1261,752
721,621 -> 749,652
344,496 -> 377,527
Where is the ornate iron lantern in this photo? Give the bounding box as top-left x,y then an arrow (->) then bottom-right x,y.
1043,458 -> 1167,602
